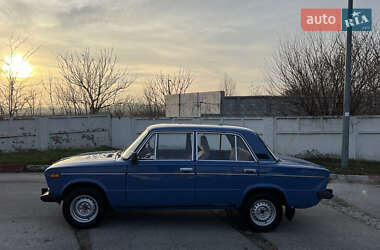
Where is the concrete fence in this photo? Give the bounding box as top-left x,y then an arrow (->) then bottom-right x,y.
0,115 -> 112,152
1,115 -> 380,161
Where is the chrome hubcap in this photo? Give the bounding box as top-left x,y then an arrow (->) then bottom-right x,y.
70,195 -> 98,223
250,199 -> 276,227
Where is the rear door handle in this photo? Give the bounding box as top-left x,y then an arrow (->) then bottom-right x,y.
180,167 -> 194,173
243,169 -> 257,174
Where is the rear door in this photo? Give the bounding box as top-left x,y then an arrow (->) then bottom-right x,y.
194,132 -> 239,206
229,135 -> 261,204
194,132 -> 260,206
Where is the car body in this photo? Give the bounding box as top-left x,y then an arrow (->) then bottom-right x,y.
41,124 -> 333,231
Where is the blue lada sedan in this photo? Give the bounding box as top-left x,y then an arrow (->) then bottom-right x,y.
41,124 -> 333,231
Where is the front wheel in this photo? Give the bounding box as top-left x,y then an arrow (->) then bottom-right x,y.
243,193 -> 283,232
62,187 -> 105,229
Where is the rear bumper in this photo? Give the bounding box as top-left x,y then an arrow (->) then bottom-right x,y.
40,188 -> 60,202
317,188 -> 334,199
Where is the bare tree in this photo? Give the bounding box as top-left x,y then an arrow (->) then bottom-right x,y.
0,35 -> 38,118
110,95 -> 151,117
143,84 -> 165,117
25,87 -> 41,116
42,75 -> 68,116
44,76 -> 57,115
220,73 -> 236,96
143,67 -> 194,117
249,82 -> 269,96
0,79 -> 26,117
56,48 -> 134,114
269,30 -> 380,115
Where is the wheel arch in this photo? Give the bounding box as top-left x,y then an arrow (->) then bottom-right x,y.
239,185 -> 289,209
61,180 -> 110,206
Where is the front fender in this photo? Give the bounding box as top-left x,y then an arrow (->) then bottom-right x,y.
59,177 -> 109,197
57,174 -> 125,208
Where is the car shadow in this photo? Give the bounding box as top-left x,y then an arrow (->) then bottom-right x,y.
101,209 -> 228,228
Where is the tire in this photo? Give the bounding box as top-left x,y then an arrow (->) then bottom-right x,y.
62,187 -> 106,229
242,192 -> 283,232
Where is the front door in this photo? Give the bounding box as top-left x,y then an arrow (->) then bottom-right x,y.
126,132 -> 195,207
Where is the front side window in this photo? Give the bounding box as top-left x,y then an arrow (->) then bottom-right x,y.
156,133 -> 193,160
138,132 -> 193,160
138,134 -> 156,160
197,133 -> 235,160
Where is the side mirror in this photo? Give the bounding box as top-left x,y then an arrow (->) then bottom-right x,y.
130,152 -> 138,165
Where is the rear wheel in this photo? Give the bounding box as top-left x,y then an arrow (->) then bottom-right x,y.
62,187 -> 105,229
243,192 -> 283,232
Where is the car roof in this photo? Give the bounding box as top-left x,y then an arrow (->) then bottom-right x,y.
147,123 -> 256,134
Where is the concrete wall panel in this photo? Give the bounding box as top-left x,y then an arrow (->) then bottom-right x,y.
1,115 -> 380,162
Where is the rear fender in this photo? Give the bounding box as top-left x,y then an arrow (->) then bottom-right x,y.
238,184 -> 289,208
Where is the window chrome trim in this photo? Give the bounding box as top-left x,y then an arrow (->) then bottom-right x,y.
234,136 -> 238,161
195,131 -> 258,162
132,159 -> 194,162
154,133 -> 158,160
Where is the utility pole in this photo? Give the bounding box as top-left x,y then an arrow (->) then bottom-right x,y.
341,0 -> 353,168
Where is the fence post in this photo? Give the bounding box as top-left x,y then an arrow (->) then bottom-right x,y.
130,117 -> 136,145
272,117 -> 277,153
351,116 -> 358,160
37,117 -> 48,151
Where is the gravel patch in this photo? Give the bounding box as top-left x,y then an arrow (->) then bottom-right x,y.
322,197 -> 380,230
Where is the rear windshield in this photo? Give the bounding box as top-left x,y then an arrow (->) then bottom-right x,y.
251,134 -> 277,161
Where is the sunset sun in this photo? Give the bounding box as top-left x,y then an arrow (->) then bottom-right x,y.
2,54 -> 33,78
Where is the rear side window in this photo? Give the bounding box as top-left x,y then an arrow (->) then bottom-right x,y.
197,132 -> 255,162
236,136 -> 254,161
156,133 -> 193,160
197,133 -> 235,160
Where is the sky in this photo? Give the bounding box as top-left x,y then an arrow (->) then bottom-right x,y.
0,0 -> 378,96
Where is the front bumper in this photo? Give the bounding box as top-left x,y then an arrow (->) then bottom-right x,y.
40,188 -> 60,202
317,188 -> 334,199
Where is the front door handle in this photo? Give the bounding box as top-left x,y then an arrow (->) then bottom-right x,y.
243,169 -> 257,174
180,167 -> 194,173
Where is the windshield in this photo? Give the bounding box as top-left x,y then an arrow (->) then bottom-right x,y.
121,129 -> 149,159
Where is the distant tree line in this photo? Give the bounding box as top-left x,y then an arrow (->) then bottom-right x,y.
2,27 -> 380,118
0,35 -> 40,118
0,37 -> 194,118
269,28 -> 380,115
